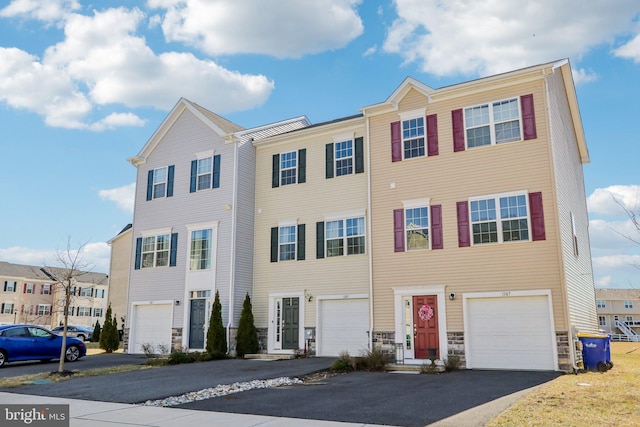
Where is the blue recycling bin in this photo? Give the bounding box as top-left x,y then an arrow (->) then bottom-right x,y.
578,333 -> 611,372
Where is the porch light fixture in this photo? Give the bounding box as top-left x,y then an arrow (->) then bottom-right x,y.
449,293 -> 456,301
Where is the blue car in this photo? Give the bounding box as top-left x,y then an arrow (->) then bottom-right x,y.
0,324 -> 86,367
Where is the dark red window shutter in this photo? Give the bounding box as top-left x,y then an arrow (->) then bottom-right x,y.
431,205 -> 443,249
427,114 -> 438,156
391,121 -> 402,162
393,209 -> 405,252
521,94 -> 537,140
457,201 -> 470,247
452,109 -> 465,152
529,192 -> 546,241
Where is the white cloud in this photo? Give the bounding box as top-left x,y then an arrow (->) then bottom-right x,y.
0,243 -> 111,274
99,183 -> 136,214
596,275 -> 613,288
0,6 -> 275,129
383,0 -> 640,77
614,32 -> 640,62
572,68 -> 598,85
589,219 -> 639,253
148,0 -> 364,58
587,185 -> 640,217
0,0 -> 79,22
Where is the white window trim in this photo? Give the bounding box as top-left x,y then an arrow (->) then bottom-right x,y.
404,205 -> 431,251
195,149 -> 215,160
141,227 -> 173,237
195,156 -> 214,191
37,304 -> 51,316
279,150 -> 298,186
464,96 -> 523,149
333,139 -> 354,177
323,209 -> 366,222
141,234 -> 171,269
402,198 -> 431,209
324,216 -> 366,257
398,108 -> 426,122
399,111 -> 427,160
469,190 -> 531,246
152,166 -> 169,198
278,224 -> 297,262
2,303 -> 14,314
332,132 -> 355,143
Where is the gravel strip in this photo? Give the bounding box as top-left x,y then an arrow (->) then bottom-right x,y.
141,377 -> 303,407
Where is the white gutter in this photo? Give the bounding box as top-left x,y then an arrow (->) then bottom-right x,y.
226,136 -> 240,352
365,115 -> 374,350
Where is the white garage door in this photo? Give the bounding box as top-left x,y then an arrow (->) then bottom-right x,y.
318,299 -> 369,357
131,304 -> 172,354
466,295 -> 556,370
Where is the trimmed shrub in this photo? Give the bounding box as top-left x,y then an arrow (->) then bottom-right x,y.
235,293 -> 259,357
206,291 -> 227,355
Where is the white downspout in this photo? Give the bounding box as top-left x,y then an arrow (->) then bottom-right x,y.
365,116 -> 374,350
227,137 -> 239,353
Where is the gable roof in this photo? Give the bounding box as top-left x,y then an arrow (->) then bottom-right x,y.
0,261 -> 108,285
361,59 -> 589,164
107,223 -> 132,245
127,98 -> 245,166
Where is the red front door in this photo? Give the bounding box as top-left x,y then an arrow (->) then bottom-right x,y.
413,295 -> 439,359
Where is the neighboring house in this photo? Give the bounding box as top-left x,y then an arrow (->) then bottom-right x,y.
42,267 -> 109,329
107,223 -> 132,327
0,261 -> 108,329
125,97 -> 309,354
252,114 -> 369,356
595,288 -> 640,336
365,59 -> 596,372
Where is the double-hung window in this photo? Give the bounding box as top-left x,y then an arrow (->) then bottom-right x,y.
596,300 -> 606,309
280,151 -> 297,185
625,300 -> 633,309
1,303 -> 13,314
80,287 -> 93,297
278,226 -> 296,261
335,140 -> 353,176
142,234 -> 170,268
41,284 -> 51,295
598,316 -> 606,326
77,307 -> 91,316
405,207 -> 430,250
190,153 -> 221,192
190,229 -> 212,270
470,192 -> 529,245
37,304 -> 51,316
94,308 -> 103,317
325,137 -> 364,178
465,98 -> 521,148
4,281 -> 16,292
25,283 -> 35,294
402,117 -> 425,159
152,167 -> 168,198
325,217 -> 365,257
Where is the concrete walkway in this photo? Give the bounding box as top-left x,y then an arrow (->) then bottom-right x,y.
0,392 -> 398,427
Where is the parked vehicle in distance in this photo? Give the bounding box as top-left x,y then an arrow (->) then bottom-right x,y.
51,325 -> 93,341
0,324 -> 86,367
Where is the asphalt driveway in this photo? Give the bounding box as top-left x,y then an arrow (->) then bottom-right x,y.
0,356 -> 560,427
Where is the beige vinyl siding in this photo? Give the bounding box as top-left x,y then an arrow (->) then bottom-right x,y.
129,108 -> 235,328
253,120 -> 369,329
546,70 -> 598,333
107,229 -> 131,326
370,81 -> 567,331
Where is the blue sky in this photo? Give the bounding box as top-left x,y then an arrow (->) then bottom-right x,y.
1,0 -> 639,288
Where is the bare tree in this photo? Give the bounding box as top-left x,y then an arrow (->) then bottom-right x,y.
613,194 -> 640,271
43,238 -> 95,374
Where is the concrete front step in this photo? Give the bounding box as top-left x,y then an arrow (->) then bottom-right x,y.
244,353 -> 296,360
386,363 -> 444,373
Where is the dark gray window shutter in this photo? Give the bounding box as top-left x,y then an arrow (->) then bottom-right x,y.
355,137 -> 364,173
272,154 -> 280,188
213,154 -> 221,189
167,165 -> 175,197
134,237 -> 142,270
146,170 -> 154,201
270,227 -> 278,262
298,149 -> 306,183
3,281 -> 6,292
170,233 -> 178,266
297,224 -> 305,260
190,160 -> 197,193
325,143 -> 334,179
316,222 -> 325,258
